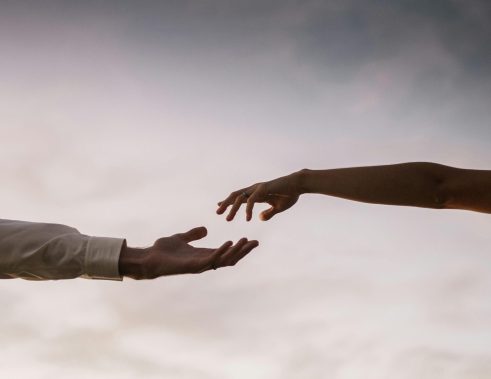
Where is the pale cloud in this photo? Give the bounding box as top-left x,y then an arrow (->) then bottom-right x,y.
0,1 -> 490,378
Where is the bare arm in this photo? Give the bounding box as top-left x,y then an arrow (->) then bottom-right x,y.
217,162 -> 491,221
299,163 -> 491,212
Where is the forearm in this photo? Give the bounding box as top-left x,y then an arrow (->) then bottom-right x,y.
219,161 -> 491,220
118,243 -> 147,280
296,162 -> 457,209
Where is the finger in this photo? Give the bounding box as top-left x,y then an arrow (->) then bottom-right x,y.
245,189 -> 262,221
215,240 -> 234,256
216,191 -> 241,214
177,226 -> 208,243
206,240 -> 234,270
219,239 -> 259,267
232,240 -> 259,265
226,193 -> 247,221
218,238 -> 248,263
260,207 -> 279,221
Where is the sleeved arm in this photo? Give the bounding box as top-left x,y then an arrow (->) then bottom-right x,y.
0,219 -> 125,280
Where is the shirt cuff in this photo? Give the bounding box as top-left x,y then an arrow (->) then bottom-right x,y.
84,236 -> 125,280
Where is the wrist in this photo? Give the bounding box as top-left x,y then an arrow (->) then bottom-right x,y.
294,168 -> 311,195
118,243 -> 148,280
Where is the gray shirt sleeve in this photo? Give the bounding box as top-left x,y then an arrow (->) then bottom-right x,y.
0,219 -> 124,280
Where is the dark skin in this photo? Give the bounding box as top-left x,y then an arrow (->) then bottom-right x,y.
0,227 -> 258,280
9,162 -> 488,280
217,162 -> 491,221
119,227 -> 258,280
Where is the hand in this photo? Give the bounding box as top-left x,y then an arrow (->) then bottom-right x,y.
119,227 -> 259,279
217,171 -> 303,221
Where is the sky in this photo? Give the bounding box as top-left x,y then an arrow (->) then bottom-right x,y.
0,0 -> 491,378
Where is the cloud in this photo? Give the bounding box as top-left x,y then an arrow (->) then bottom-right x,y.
391,348 -> 491,379
1,1 -> 491,378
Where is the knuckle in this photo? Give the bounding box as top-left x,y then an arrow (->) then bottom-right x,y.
256,183 -> 266,190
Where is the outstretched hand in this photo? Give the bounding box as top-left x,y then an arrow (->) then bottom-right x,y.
119,227 -> 259,279
217,172 -> 301,221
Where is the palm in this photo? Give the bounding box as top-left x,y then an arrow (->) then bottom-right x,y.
152,236 -> 215,275
143,227 -> 259,278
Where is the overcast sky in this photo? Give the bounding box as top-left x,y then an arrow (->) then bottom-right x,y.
1,1 -> 491,378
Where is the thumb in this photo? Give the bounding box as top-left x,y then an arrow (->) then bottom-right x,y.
177,226 -> 208,243
260,207 -> 278,221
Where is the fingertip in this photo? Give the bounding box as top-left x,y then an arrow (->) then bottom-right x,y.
221,240 -> 233,249
215,241 -> 233,256
179,226 -> 208,243
247,238 -> 258,244
260,209 -> 276,221
247,210 -> 254,221
197,226 -> 208,237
